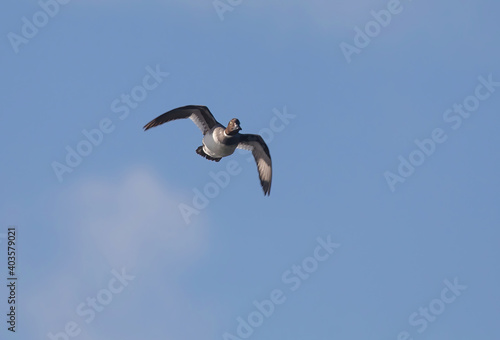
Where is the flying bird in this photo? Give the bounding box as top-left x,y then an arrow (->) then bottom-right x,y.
143,105 -> 272,195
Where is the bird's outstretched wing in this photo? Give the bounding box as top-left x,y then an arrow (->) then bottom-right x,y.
237,134 -> 272,195
143,105 -> 219,134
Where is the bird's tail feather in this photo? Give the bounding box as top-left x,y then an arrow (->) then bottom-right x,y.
196,146 -> 221,162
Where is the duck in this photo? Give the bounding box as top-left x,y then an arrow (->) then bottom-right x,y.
143,105 -> 272,195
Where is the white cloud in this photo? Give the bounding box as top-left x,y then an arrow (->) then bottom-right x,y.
25,166 -> 211,339
65,165 -> 207,269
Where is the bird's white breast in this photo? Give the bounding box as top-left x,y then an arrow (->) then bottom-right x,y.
203,128 -> 237,157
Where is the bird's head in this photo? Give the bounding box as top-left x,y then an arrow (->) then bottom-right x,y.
226,118 -> 242,135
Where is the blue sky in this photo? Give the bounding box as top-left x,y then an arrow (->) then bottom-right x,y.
1,0 -> 500,339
